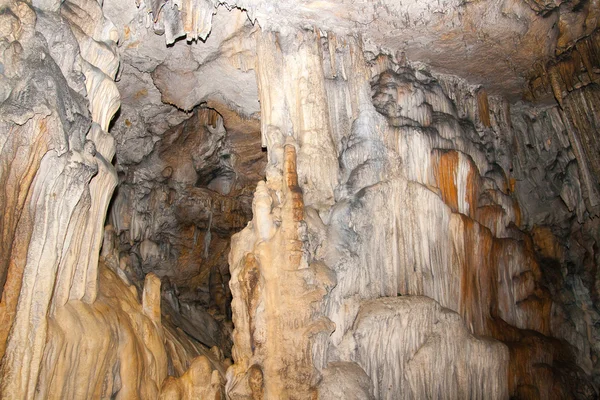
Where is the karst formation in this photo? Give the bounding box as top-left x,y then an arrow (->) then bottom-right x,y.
2,0 -> 600,398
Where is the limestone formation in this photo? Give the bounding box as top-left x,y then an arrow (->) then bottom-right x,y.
341,296 -> 509,400
226,143 -> 335,399
0,1 -> 224,398
2,0 -> 600,399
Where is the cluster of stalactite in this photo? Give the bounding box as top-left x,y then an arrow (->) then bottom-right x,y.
525,30 -> 600,218
225,29 -> 600,399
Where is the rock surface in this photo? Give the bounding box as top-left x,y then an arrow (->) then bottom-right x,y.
341,296 -> 509,400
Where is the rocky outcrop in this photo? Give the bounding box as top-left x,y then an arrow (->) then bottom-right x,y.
103,2 -> 266,354
142,0 -> 599,100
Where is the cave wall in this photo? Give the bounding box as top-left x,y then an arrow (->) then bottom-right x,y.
225,29 -> 600,399
0,0 -> 122,395
0,1 -> 225,398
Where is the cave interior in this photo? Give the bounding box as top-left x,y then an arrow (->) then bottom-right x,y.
2,0 -> 600,398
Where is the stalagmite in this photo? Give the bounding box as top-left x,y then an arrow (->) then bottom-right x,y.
227,141 -> 335,399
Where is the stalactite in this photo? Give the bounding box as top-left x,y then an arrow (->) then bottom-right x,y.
477,88 -> 492,128
0,1 -> 226,398
548,64 -> 565,107
254,29 -> 338,210
0,0 -> 126,386
3,0 -> 600,397
528,29 -> 600,105
140,0 -> 218,44
562,85 -> 600,214
312,53 -> 594,396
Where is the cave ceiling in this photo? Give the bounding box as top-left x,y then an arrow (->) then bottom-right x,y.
101,0 -> 597,121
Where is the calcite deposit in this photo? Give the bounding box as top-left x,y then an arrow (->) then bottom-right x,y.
1,0 -> 600,399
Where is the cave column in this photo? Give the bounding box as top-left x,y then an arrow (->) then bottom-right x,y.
226,28 -> 338,399
255,29 -> 339,210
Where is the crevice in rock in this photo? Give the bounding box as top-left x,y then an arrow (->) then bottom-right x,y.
104,103 -> 266,358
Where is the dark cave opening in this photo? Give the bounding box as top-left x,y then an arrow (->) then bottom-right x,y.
103,104 -> 266,358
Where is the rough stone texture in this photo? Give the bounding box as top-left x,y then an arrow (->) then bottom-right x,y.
0,0 -> 121,395
224,29 -> 599,399
106,105 -> 265,355
102,1 -> 267,355
38,266 -> 166,400
159,355 -> 224,399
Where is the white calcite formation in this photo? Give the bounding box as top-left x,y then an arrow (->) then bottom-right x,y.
342,296 -> 509,400
222,29 -> 517,399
